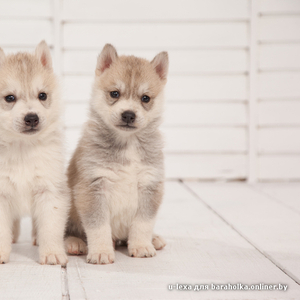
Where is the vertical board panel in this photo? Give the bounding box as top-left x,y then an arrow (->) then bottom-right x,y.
248,0 -> 259,183
258,2 -> 300,180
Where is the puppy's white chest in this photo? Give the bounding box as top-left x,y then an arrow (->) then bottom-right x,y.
0,149 -> 37,214
106,144 -> 156,240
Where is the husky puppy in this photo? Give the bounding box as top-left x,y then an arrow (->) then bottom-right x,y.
65,44 -> 168,264
0,41 -> 69,265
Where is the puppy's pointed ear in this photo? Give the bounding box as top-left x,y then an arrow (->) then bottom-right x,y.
0,48 -> 5,67
151,51 -> 169,80
96,44 -> 118,76
35,40 -> 52,69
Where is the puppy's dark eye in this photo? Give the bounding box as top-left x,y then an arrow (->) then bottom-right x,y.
38,92 -> 47,101
5,95 -> 16,103
141,95 -> 150,103
110,91 -> 120,98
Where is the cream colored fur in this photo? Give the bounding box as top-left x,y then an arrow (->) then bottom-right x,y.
0,41 -> 70,265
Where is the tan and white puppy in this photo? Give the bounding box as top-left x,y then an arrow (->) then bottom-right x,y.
65,44 -> 168,264
0,41 -> 69,265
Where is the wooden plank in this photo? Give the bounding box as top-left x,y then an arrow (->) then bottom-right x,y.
258,155 -> 300,180
0,217 -> 63,300
256,183 -> 300,214
164,102 -> 247,126
165,154 -> 247,179
260,0 -> 300,14
185,182 -> 300,285
259,44 -> 300,71
63,75 -> 247,102
63,23 -> 248,49
259,128 -> 300,153
163,127 -> 247,152
0,20 -> 52,46
65,102 -> 247,128
259,100 -> 300,126
63,0 -> 249,21
68,182 -> 300,299
0,0 -> 51,18
259,16 -> 300,42
66,127 -> 246,154
63,49 -> 248,75
259,72 -> 300,99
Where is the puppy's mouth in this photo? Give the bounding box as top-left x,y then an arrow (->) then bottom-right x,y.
22,128 -> 39,135
116,124 -> 137,131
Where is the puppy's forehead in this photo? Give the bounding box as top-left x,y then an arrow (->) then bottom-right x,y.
117,56 -> 154,88
101,55 -> 163,97
6,53 -> 39,76
0,53 -> 53,95
0,54 -> 37,85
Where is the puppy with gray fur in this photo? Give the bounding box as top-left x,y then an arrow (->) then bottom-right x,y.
65,44 -> 168,264
0,41 -> 70,265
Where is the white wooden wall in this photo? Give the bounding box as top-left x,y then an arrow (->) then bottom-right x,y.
0,0 -> 299,182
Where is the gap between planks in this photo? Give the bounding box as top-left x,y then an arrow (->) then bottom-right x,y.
180,180 -> 300,286
61,266 -> 70,300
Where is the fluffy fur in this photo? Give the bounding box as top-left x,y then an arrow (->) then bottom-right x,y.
0,41 -> 70,265
65,44 -> 168,264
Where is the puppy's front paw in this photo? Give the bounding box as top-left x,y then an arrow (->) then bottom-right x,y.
40,252 -> 68,266
128,243 -> 156,258
152,235 -> 166,250
65,237 -> 87,255
87,249 -> 115,264
0,251 -> 10,264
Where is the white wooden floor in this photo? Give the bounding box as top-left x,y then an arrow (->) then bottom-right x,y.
1,182 -> 299,300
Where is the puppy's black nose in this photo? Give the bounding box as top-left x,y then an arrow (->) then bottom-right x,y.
24,113 -> 39,127
122,111 -> 136,124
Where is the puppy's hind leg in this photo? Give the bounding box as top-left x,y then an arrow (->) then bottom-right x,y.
65,237 -> 87,255
152,234 -> 166,250
12,218 -> 21,244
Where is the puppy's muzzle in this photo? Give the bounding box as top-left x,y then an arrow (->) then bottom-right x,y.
121,111 -> 135,124
24,113 -> 39,128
